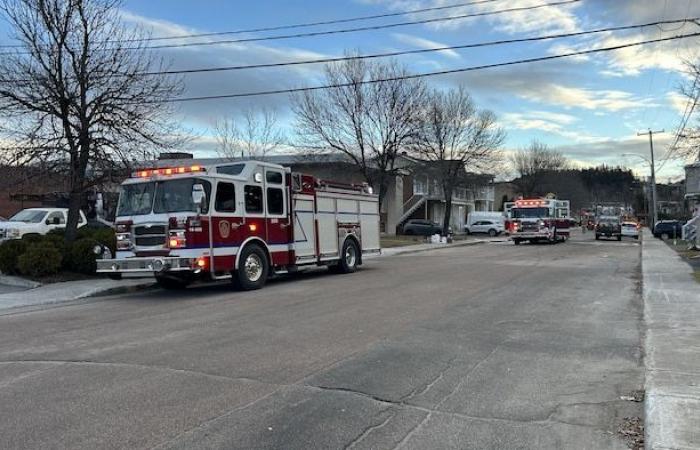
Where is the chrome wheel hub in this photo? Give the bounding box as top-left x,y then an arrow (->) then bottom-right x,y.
244,254 -> 263,282
345,245 -> 357,267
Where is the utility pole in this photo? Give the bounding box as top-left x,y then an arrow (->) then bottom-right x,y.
637,129 -> 664,229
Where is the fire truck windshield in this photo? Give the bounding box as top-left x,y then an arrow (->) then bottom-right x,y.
511,207 -> 549,219
117,179 -> 211,216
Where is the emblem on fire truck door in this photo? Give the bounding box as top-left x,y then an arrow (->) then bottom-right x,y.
219,220 -> 231,239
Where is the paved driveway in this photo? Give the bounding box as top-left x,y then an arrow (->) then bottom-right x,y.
0,232 -> 643,449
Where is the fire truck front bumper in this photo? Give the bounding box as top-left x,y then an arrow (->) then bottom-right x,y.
96,257 -> 197,274
510,231 -> 551,240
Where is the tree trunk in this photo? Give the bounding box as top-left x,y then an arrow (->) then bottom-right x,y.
65,189 -> 83,243
442,187 -> 453,236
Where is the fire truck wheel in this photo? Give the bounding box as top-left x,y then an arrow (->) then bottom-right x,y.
234,244 -> 269,290
336,239 -> 360,274
155,275 -> 190,290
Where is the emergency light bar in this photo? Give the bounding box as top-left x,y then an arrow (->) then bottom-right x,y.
515,199 -> 549,207
131,165 -> 206,178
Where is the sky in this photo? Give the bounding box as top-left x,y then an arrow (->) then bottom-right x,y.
2,0 -> 700,181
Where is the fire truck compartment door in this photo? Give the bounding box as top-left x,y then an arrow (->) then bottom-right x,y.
293,195 -> 316,262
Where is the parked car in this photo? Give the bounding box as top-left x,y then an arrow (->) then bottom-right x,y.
0,208 -> 87,241
403,219 -> 442,236
465,219 -> 504,236
595,216 -> 622,241
620,221 -> 640,240
653,220 -> 683,239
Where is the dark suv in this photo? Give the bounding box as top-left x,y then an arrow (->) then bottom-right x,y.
402,219 -> 442,236
653,220 -> 683,239
595,216 -> 622,241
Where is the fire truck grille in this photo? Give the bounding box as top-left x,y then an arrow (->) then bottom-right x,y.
134,225 -> 166,236
133,224 -> 167,248
521,222 -> 539,232
135,235 -> 166,247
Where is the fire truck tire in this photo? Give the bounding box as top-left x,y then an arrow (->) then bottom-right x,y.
336,239 -> 360,274
234,244 -> 269,290
155,275 -> 190,290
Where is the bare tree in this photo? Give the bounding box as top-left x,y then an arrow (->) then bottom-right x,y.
293,55 -> 427,209
0,0 -> 182,241
214,107 -> 284,160
510,140 -> 569,197
412,87 -> 504,234
675,61 -> 700,160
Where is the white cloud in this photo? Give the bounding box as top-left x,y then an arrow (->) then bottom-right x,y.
357,0 -> 581,34
392,33 -> 461,59
667,91 -> 692,116
502,110 -> 607,144
119,10 -> 329,129
520,84 -> 656,112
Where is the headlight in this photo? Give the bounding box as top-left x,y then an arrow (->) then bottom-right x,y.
7,228 -> 20,238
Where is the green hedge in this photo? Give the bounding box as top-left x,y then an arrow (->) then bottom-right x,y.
0,226 -> 116,277
66,238 -> 99,274
17,243 -> 62,277
0,240 -> 27,275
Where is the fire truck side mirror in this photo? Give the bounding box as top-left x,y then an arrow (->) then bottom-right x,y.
192,184 -> 207,212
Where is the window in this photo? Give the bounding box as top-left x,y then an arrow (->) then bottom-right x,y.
46,211 -> 65,225
245,185 -> 263,213
267,188 -> 284,215
9,209 -> 48,223
217,164 -> 245,176
153,178 -> 211,214
215,182 -> 236,213
266,171 -> 283,184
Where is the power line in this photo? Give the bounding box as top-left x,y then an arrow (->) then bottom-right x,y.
136,0 -> 581,51
0,0 -> 506,48
157,31 -> 700,103
137,19 -> 700,75
3,18 -> 695,83
0,0 -> 580,56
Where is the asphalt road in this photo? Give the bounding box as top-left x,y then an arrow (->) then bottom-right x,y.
0,232 -> 644,449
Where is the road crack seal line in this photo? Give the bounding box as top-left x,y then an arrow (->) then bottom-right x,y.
433,337 -> 509,411
0,359 -> 280,387
400,354 -> 459,402
344,408 -> 397,450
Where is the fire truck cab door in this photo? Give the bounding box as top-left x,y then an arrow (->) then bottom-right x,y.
264,168 -> 291,266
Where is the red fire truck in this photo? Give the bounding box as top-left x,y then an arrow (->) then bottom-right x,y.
504,197 -> 571,245
97,160 -> 381,290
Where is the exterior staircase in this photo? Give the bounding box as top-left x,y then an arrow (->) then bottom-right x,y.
397,194 -> 426,228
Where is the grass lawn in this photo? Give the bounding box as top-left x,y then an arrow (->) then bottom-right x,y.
380,235 -> 427,248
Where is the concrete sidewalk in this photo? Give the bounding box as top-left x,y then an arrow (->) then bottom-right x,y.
643,230 -> 700,449
0,277 -> 155,312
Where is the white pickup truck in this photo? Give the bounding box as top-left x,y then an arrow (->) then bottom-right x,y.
0,208 -> 87,241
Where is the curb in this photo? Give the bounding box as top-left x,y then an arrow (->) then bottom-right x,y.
382,238 -> 505,257
76,281 -> 157,300
0,274 -> 42,289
